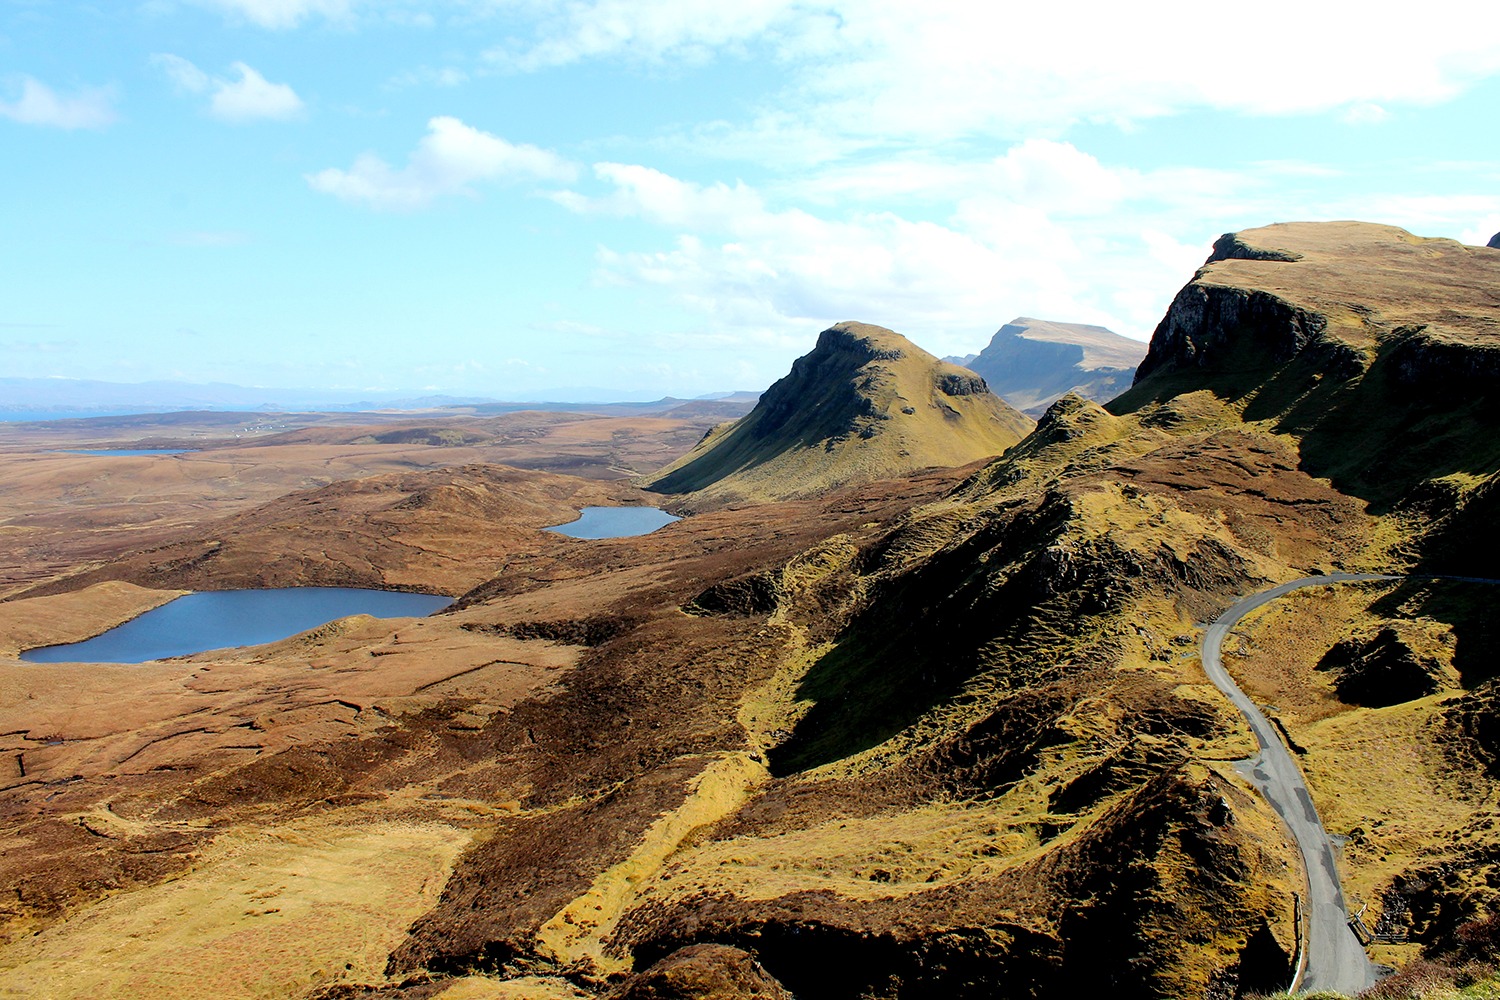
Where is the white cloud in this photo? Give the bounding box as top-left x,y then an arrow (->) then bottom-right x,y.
0,76 -> 116,129
192,0 -> 354,29
1342,102 -> 1391,126
211,63 -> 304,120
554,149 -> 1208,357
487,0 -> 809,71
153,55 -> 304,121
308,115 -> 578,209
498,1 -> 1500,147
153,53 -> 211,93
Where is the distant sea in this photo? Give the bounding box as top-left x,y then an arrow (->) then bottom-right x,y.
0,409 -> 160,424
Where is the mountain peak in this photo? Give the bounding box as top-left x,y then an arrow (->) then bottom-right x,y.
1130,221 -> 1500,391
642,321 -> 1032,507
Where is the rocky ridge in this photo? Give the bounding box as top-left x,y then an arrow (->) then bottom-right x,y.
641,322 -> 1032,510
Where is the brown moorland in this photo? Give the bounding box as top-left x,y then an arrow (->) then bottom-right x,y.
0,407 -> 736,596
2,223 -> 1499,1000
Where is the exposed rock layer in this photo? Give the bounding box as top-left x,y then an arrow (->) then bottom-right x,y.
964,317 -> 1146,415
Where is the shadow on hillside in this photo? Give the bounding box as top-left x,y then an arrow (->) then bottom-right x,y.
1114,337 -> 1500,518
766,629 -> 960,776
1368,577 -> 1500,688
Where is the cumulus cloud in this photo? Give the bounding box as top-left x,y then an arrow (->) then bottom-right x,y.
152,55 -> 304,121
211,63 -> 304,120
0,76 -> 116,129
553,147 -> 1217,357
307,115 -> 578,210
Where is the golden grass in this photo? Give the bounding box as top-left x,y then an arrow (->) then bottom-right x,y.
1220,580 -> 1500,935
535,752 -> 770,975
633,795 -> 1060,907
437,976 -> 592,999
0,819 -> 472,1000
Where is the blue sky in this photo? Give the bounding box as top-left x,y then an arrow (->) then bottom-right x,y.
4,1 -> 1499,399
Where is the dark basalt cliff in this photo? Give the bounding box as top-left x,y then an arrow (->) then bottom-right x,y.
1118,222 -> 1500,568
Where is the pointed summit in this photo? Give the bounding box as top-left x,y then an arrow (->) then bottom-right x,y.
642,321 -> 1032,507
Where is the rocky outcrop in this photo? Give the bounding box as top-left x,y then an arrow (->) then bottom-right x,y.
1316,623 -> 1458,707
611,944 -> 792,1000
1128,222 -> 1500,393
1116,221 -> 1500,532
641,322 -> 1032,508
1132,281 -> 1364,384
963,317 -> 1145,415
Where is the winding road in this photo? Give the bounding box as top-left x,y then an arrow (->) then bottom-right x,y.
1203,573 -> 1397,996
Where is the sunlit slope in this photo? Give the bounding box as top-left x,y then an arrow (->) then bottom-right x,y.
643,321 -> 1033,507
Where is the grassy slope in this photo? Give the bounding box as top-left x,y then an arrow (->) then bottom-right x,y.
643,321 -> 1033,508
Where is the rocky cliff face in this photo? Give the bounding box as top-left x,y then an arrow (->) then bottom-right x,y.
1120,221 -> 1500,556
1131,222 -> 1500,392
641,322 -> 1032,509
964,317 -> 1145,415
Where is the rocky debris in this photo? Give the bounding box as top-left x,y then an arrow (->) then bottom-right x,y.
1316,623 -> 1459,707
610,944 -> 791,1000
962,317 -> 1146,415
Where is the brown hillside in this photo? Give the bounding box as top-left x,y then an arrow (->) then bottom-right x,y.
1115,220 -> 1500,571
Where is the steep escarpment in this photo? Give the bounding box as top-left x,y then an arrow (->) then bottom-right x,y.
964,317 -> 1147,415
641,322 -> 1032,509
1117,221 -> 1500,569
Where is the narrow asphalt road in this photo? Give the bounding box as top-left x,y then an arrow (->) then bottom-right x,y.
1203,573 -> 1398,996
